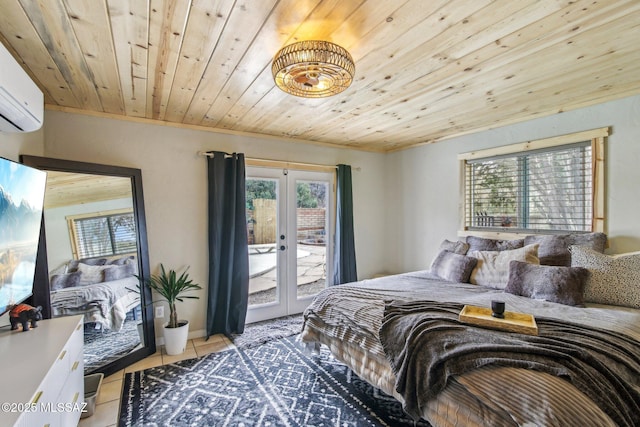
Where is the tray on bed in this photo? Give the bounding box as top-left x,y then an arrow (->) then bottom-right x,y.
459,305 -> 538,335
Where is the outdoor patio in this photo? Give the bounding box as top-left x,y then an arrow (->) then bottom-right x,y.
248,243 -> 326,306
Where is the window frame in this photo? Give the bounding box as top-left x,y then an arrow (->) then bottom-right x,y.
66,208 -> 137,259
458,127 -> 608,239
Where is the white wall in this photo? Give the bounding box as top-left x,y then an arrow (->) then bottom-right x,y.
386,94 -> 640,273
0,128 -> 45,161
42,110 -> 387,337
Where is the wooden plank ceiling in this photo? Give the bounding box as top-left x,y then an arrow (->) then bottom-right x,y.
44,170 -> 132,209
1,0 -> 639,152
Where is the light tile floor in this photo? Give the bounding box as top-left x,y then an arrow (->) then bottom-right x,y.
78,334 -> 234,427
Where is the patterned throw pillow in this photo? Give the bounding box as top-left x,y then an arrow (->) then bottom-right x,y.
468,244 -> 539,289
570,246 -> 640,309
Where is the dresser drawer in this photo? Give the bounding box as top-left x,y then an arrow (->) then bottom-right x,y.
0,316 -> 84,427
66,321 -> 84,362
58,357 -> 84,427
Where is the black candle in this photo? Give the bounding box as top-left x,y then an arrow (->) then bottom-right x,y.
491,300 -> 505,319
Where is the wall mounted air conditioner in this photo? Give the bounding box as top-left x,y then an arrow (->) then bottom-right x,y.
0,42 -> 44,133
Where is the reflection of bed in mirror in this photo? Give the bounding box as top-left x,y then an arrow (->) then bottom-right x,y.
49,254 -> 142,371
49,255 -> 140,331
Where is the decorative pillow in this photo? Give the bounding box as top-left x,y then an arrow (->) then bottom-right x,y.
570,246 -> 640,309
466,236 -> 524,252
505,260 -> 589,306
103,264 -> 135,282
76,263 -> 111,286
468,244 -> 539,289
107,255 -> 135,266
50,271 -> 82,291
430,250 -> 478,283
523,235 -> 571,266
437,239 -> 469,255
68,257 -> 108,272
567,232 -> 607,253
524,232 -> 607,267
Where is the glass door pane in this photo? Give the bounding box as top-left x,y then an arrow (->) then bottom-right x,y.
295,179 -> 329,299
247,177 -> 277,306
286,170 -> 333,315
245,169 -> 287,323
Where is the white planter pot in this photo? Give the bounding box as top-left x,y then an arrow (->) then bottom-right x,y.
163,320 -> 189,355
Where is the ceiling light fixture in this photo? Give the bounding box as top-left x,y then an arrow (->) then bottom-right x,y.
272,40 -> 355,98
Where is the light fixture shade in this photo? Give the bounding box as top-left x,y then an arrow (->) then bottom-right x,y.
272,40 -> 355,98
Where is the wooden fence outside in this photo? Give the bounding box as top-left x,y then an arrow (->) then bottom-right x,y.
247,198 -> 327,245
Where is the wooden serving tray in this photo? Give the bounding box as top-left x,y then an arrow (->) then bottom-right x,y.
459,305 -> 538,335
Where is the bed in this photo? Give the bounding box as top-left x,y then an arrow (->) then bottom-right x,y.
49,255 -> 140,331
301,235 -> 640,427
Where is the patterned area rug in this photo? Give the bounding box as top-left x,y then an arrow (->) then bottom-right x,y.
230,314 -> 304,349
84,317 -> 141,372
119,335 -> 432,426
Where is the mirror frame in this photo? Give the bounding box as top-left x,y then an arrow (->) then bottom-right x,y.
20,155 -> 156,376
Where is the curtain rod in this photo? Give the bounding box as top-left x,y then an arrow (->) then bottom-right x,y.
197,151 -> 360,171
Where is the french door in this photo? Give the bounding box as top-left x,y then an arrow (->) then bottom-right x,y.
245,167 -> 333,323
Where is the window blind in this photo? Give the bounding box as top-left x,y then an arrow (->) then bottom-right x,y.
73,212 -> 137,258
465,141 -> 592,233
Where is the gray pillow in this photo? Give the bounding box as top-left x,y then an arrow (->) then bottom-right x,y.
50,271 -> 82,291
430,250 -> 478,283
103,264 -> 135,282
68,257 -> 108,272
524,232 -> 607,267
523,235 -> 571,266
466,236 -> 524,252
437,239 -> 469,255
505,260 -> 589,306
107,255 -> 135,265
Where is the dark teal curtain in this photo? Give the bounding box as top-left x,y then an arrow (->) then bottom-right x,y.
206,151 -> 249,338
332,164 -> 357,285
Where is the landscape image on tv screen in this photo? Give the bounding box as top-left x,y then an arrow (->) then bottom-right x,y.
0,157 -> 47,316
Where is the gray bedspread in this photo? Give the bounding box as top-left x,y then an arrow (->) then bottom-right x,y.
379,299 -> 640,426
50,275 -> 139,330
302,270 -> 640,426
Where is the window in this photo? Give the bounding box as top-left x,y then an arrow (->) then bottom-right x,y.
459,128 -> 607,235
67,210 -> 137,258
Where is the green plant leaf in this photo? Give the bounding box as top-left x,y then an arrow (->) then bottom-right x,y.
136,263 -> 202,325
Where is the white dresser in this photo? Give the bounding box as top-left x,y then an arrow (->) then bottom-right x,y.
0,315 -> 84,427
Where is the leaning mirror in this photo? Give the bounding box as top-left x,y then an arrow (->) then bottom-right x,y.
20,155 -> 155,377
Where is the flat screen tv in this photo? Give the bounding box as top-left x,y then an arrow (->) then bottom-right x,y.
0,156 -> 46,317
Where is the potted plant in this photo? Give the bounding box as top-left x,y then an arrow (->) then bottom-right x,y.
140,264 -> 202,355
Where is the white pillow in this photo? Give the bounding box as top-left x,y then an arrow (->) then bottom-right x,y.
570,245 -> 640,309
76,263 -> 111,286
469,243 -> 539,289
